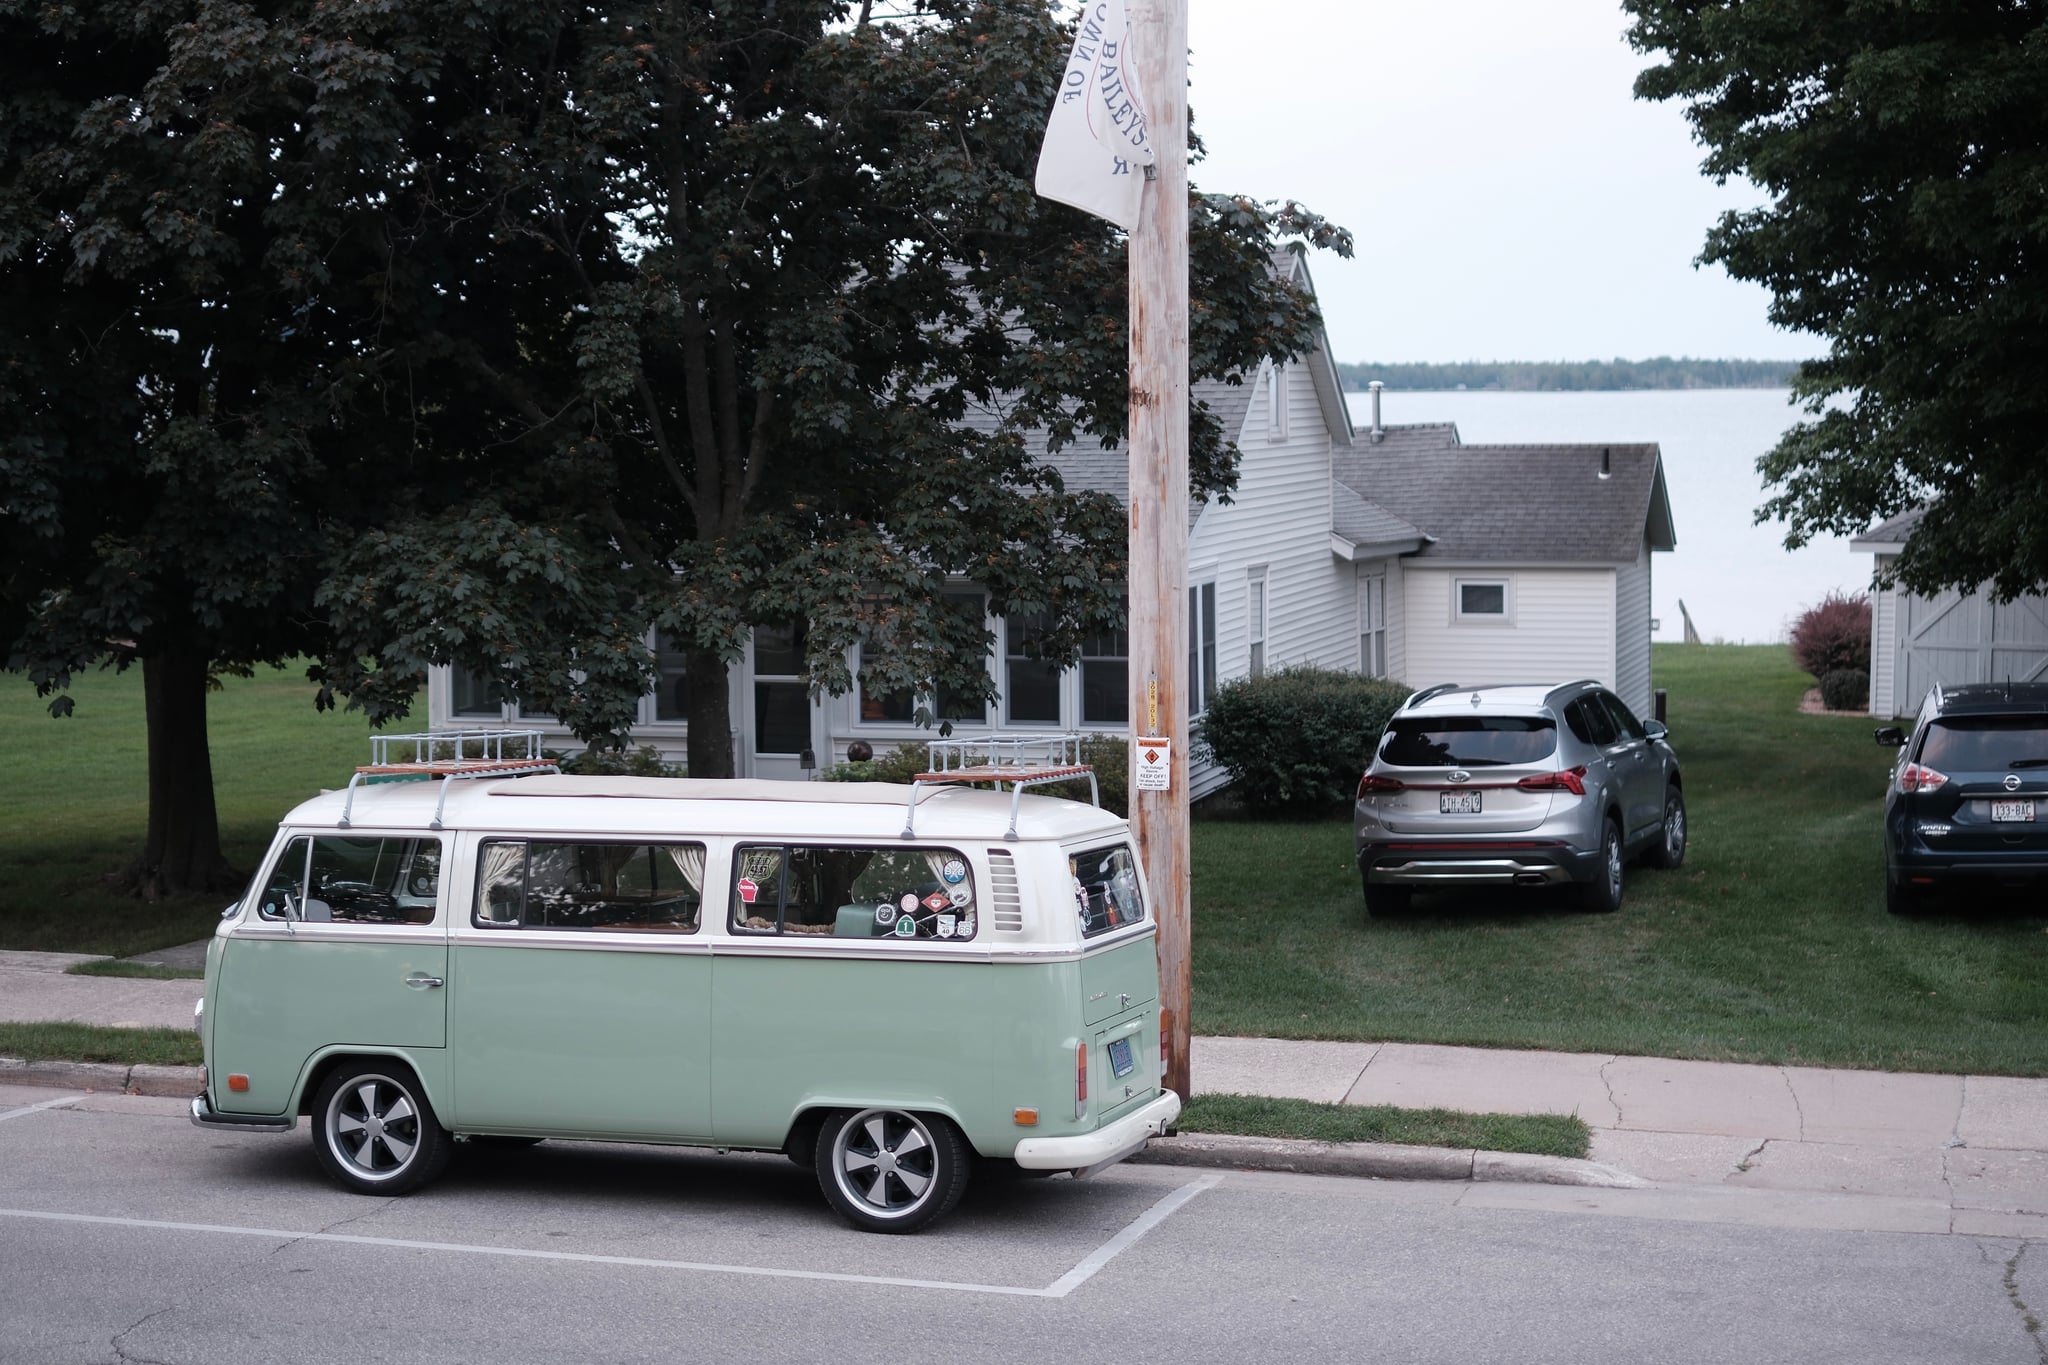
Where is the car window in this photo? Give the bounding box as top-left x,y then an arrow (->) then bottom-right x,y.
1071,844 -> 1146,938
1598,693 -> 1647,741
474,840 -> 704,932
1563,699 -> 1617,747
731,844 -> 978,941
1380,716 -> 1557,767
1919,717 -> 2048,772
258,835 -> 441,925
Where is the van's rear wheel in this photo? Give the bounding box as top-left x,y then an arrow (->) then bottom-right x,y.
816,1107 -> 969,1233
312,1061 -> 451,1196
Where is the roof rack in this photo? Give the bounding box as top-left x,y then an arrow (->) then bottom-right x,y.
339,730 -> 558,830
902,733 -> 1098,842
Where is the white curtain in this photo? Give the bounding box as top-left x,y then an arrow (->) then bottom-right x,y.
477,842 -> 526,924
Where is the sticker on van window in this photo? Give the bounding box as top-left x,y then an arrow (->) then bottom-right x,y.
737,877 -> 759,904
947,884 -> 971,908
941,859 -> 967,884
921,891 -> 950,913
899,893 -> 918,913
894,915 -> 917,937
874,903 -> 896,925
960,914 -> 975,936
936,915 -> 956,938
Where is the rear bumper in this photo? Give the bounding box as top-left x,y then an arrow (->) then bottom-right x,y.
1360,843 -> 1601,888
190,1094 -> 295,1134
1013,1091 -> 1181,1175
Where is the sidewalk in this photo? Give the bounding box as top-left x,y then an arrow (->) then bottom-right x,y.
6,947 -> 2047,1230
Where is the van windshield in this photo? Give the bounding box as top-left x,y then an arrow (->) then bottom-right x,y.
1379,716 -> 1557,768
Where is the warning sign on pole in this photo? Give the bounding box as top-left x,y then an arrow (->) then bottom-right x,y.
1134,737 -> 1171,792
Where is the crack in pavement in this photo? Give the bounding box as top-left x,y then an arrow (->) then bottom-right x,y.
1597,1056 -> 1623,1128
1778,1067 -> 1806,1143
1344,1042 -> 1385,1102
1734,1138 -> 1770,1175
2000,1240 -> 2048,1364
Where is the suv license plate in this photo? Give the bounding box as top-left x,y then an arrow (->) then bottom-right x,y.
1107,1036 -> 1135,1079
1992,799 -> 2036,823
1440,791 -> 1482,815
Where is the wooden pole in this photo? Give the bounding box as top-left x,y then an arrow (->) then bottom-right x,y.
1127,0 -> 1191,1102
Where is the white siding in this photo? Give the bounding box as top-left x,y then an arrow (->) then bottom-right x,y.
1869,557 -> 1897,717
1401,567 -> 1618,691
1613,534 -> 1653,717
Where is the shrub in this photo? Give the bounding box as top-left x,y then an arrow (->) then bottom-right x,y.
1790,590 -> 1871,680
1819,668 -> 1869,712
1200,666 -> 1412,814
819,735 -> 1129,817
553,745 -> 686,778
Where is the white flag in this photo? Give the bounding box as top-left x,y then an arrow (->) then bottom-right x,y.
1034,0 -> 1154,231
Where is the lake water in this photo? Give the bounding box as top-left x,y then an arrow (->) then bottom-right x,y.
1340,388 -> 1864,645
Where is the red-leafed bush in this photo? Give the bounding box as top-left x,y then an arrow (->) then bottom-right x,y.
1790,590 -> 1871,680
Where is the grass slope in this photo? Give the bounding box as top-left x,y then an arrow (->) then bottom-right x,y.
1191,644 -> 2048,1076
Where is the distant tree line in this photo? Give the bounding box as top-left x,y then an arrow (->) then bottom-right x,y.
1335,358 -> 1802,392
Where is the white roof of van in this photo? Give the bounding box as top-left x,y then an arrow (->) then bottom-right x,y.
283,774 -> 1129,843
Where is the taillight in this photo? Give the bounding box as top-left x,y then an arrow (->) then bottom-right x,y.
1899,763 -> 1948,793
1358,773 -> 1406,796
1075,1040 -> 1089,1120
1517,765 -> 1588,796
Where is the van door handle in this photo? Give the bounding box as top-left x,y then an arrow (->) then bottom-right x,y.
404,974 -> 444,990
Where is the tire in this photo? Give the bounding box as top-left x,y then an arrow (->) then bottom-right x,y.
1362,883 -> 1411,918
1643,785 -> 1687,870
1579,818 -> 1626,913
311,1061 -> 452,1196
815,1107 -> 970,1233
1885,873 -> 1926,917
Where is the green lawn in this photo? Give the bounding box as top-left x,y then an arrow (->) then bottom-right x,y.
0,664 -> 373,955
1179,1094 -> 1588,1158
1191,643 -> 2048,1076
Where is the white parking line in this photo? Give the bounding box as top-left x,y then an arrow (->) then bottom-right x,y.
0,1096 -> 83,1124
0,1174 -> 1222,1299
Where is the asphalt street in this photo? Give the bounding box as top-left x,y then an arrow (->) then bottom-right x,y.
2,1083 -> 2040,1365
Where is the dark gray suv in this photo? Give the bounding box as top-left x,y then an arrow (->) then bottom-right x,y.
1354,680 -> 1686,917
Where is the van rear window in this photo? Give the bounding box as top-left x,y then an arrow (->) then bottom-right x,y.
731,845 -> 978,941
1379,716 -> 1557,767
1072,845 -> 1145,938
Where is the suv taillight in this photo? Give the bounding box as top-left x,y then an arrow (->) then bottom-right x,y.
1358,773 -> 1405,796
1899,763 -> 1948,793
1517,765 -> 1588,796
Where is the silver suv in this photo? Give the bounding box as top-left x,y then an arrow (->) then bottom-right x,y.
1354,680 -> 1686,916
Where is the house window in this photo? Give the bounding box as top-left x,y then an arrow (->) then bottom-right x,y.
1454,577 -> 1511,624
1267,363 -> 1290,443
1080,604 -> 1128,726
653,631 -> 690,722
1359,574 -> 1387,676
1247,567 -> 1269,675
752,622 -> 810,754
934,589 -> 989,723
1187,583 -> 1218,714
450,665 -> 501,719
1004,613 -> 1062,726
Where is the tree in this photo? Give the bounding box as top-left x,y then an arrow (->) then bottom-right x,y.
1626,1 -> 2048,600
309,0 -> 1350,775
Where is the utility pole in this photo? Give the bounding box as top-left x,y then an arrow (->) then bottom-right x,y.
1126,0 -> 1191,1102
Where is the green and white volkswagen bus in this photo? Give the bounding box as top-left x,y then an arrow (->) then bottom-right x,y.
191,735 -> 1178,1233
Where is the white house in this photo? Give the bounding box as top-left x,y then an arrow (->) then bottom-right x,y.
431,251 -> 1368,792
1853,507 -> 2048,717
1329,415 -> 1676,720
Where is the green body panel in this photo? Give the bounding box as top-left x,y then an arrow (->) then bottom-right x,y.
712,954 -> 1007,1151
1080,937 -> 1163,1024
448,943 -> 712,1139
211,936 -> 447,1116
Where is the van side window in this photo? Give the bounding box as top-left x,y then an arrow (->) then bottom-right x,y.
256,836 -> 442,925
474,840 -> 705,933
1071,845 -> 1145,938
731,845 -> 977,941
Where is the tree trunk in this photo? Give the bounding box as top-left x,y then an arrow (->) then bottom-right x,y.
118,645 -> 241,899
686,647 -> 736,778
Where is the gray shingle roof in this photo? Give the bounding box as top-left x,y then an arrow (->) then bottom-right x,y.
1332,423 -> 1675,563
1850,506 -> 1925,550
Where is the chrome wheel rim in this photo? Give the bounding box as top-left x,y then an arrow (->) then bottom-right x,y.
831,1109 -> 938,1220
1605,828 -> 1623,897
1665,799 -> 1686,861
325,1074 -> 422,1182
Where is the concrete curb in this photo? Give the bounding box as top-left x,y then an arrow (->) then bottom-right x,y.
1132,1130 -> 1646,1188
0,1057 -> 201,1099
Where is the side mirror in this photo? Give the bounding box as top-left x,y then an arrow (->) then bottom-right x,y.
1643,719 -> 1668,741
1874,726 -> 1906,748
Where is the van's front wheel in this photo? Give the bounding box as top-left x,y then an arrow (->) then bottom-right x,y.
312,1061 -> 451,1196
816,1107 -> 970,1233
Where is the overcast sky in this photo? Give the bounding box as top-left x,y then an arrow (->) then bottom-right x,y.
1181,0 -> 1813,366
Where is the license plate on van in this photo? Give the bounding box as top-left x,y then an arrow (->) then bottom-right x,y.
1992,799 -> 2036,823
1440,791 -> 1482,814
1107,1036 -> 1135,1079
